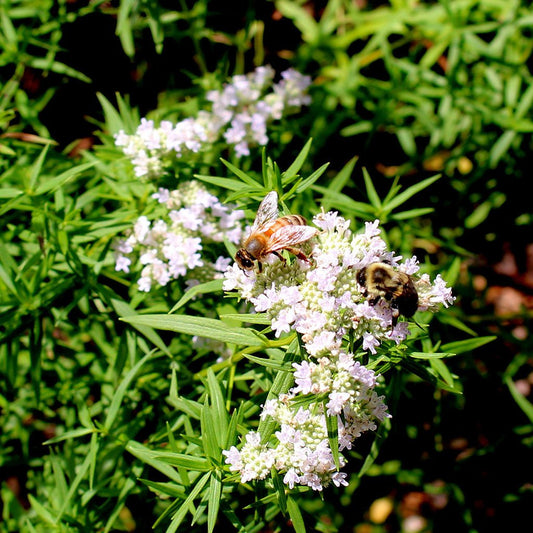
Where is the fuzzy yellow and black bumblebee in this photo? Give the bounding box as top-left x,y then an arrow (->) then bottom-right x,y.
356,262 -> 419,327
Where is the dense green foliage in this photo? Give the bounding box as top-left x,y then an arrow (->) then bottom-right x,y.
1,1 -> 532,532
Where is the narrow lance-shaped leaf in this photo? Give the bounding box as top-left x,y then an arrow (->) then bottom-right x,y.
207,470 -> 222,533
324,407 -> 340,470
282,138 -> 313,184
258,336 -> 300,443
286,495 -> 306,533
104,351 -> 158,432
166,471 -> 211,533
383,174 -> 441,213
205,368 -> 229,447
169,279 -> 224,313
121,314 -> 267,347
292,162 -> 329,195
220,158 -> 261,187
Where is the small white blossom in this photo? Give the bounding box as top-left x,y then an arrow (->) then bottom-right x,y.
114,181 -> 245,291
115,66 -> 312,179
224,352 -> 389,491
225,213 -> 454,356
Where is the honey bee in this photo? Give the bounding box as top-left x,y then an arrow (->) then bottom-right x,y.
235,191 -> 318,272
356,262 -> 419,327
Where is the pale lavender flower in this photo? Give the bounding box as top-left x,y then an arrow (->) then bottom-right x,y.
115,66 -> 312,178
223,205 -> 453,493
114,181 -> 244,291
115,255 -> 131,273
224,352 -> 389,491
225,211 -> 454,357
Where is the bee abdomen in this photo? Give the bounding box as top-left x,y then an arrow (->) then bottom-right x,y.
279,214 -> 307,225
265,215 -> 307,236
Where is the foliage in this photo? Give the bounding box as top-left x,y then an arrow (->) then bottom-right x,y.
1,1 -> 532,532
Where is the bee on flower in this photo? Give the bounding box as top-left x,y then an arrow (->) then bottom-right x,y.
224,209 -> 454,356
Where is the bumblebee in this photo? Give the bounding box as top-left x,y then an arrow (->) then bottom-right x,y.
356,262 -> 419,327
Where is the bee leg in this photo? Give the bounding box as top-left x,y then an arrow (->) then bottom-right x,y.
368,296 -> 381,307
257,261 -> 264,273
390,301 -> 399,328
272,251 -> 286,264
284,247 -> 310,263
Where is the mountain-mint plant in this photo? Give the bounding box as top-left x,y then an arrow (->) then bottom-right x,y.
222,206 -> 454,491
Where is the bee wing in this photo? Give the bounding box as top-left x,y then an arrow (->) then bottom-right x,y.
251,191 -> 279,232
267,225 -> 318,251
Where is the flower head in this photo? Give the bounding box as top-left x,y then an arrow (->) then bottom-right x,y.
115,66 -> 312,180
223,352 -> 389,490
114,181 -> 245,291
225,213 -> 454,357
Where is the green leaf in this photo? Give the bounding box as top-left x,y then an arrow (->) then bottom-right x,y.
359,416 -> 391,477
167,471 -> 210,533
28,58 -> 91,83
383,175 -> 440,213
391,207 -> 434,220
220,158 -> 261,187
312,185 -> 375,218
205,368 -> 228,446
258,337 -> 299,441
29,145 -> 49,191
243,352 -> 294,371
396,128 -> 416,157
207,470 -> 222,533
111,298 -> 172,356
286,496 -> 306,533
429,357 -> 455,387
0,187 -> 23,199
409,352 -> 456,359
293,163 -> 329,195
116,0 -> 136,57
325,409 -> 340,470
440,336 -> 496,355
400,358 -> 461,394
282,138 -> 313,182
195,173 -> 254,192
43,427 -> 95,445
139,479 -> 186,498
27,495 -> 56,524
152,452 -> 211,471
169,279 -> 224,313
96,92 -> 125,135
103,351 -> 157,432
505,376 -> 533,424
121,314 -> 267,347
272,468 -> 287,514
126,441 -> 183,484
55,449 -> 93,521
103,474 -> 138,533
363,167 -> 382,209
319,156 -> 358,212
219,313 -> 271,325
34,161 -> 96,195
277,0 -> 318,43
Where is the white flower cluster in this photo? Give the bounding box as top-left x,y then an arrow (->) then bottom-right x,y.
222,209 -> 454,490
223,351 -> 390,491
114,180 -> 245,292
114,66 -> 312,179
224,212 -> 455,356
